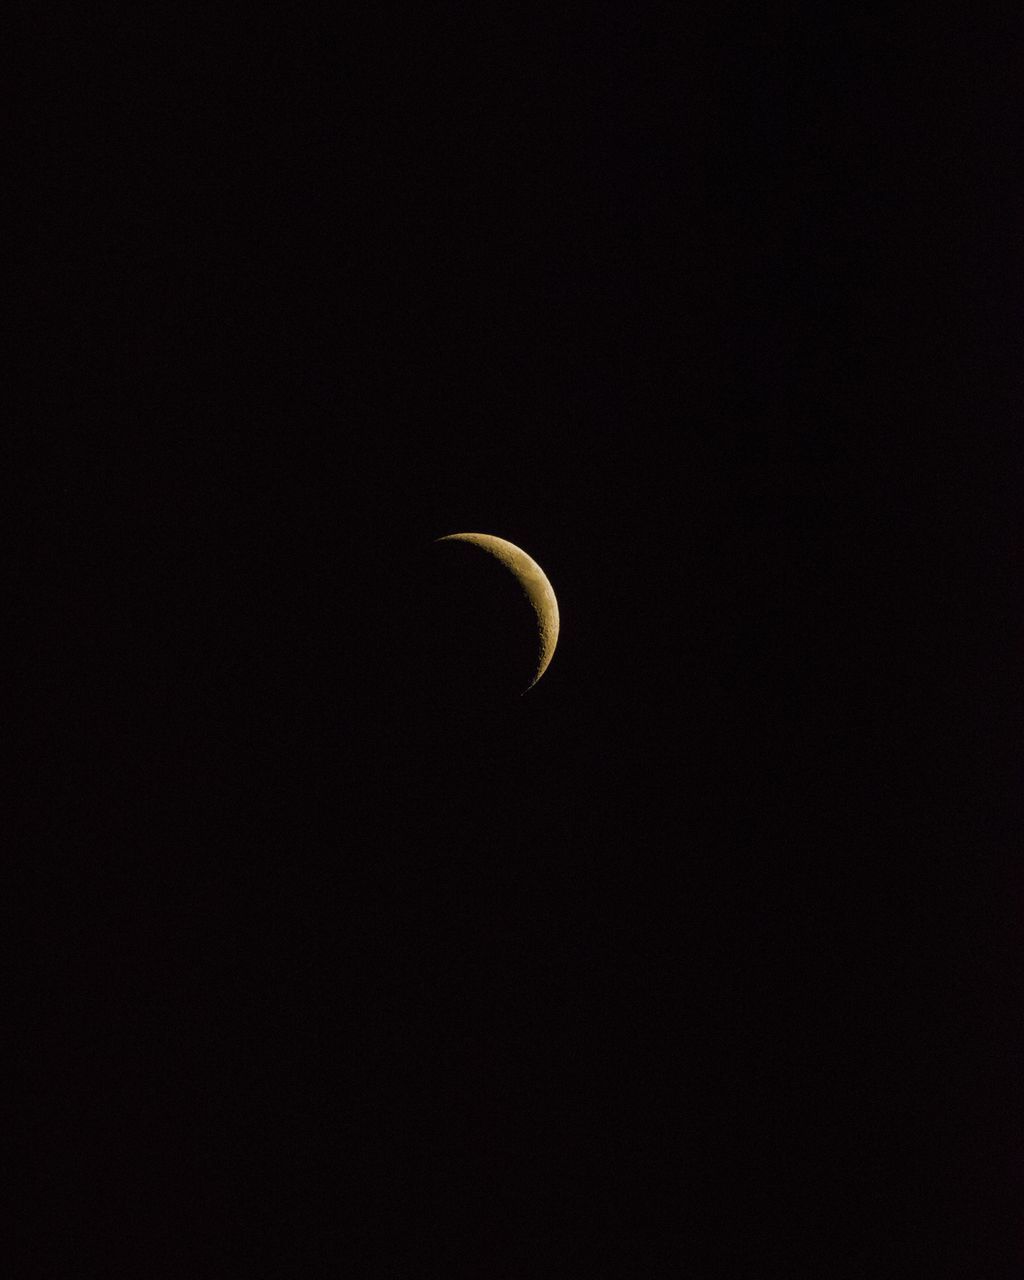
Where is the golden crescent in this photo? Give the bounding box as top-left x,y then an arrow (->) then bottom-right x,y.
434,533 -> 559,690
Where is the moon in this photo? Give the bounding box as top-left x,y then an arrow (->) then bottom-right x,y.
434,533 -> 559,691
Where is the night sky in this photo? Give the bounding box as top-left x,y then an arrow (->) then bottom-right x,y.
15,9 -> 1020,1275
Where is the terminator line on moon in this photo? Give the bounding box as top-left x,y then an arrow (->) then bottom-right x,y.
434,533 -> 559,691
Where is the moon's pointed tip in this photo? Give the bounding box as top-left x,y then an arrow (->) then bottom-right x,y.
523,667 -> 549,693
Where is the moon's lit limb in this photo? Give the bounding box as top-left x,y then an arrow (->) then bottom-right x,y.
434,533 -> 559,689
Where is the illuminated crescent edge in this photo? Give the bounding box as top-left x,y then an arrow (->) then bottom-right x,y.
435,533 -> 559,688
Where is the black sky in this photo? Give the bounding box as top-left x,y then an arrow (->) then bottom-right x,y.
15,9 -> 1021,1276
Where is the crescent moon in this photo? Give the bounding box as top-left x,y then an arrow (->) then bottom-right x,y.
434,532 -> 559,690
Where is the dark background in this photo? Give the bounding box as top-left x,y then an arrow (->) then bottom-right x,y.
15,8 -> 1021,1275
